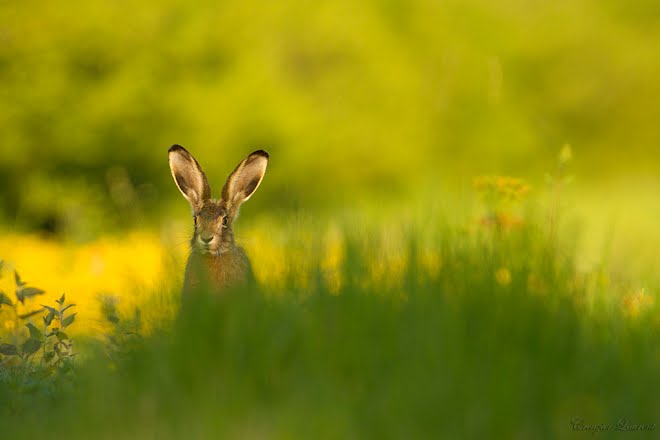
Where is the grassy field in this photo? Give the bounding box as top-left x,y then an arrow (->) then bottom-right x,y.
1,182 -> 658,438
1,0 -> 659,437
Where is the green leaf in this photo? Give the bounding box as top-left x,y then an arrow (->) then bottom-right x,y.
56,332 -> 69,341
44,351 -> 55,362
62,313 -> 76,328
21,338 -> 42,355
17,286 -> 46,304
26,323 -> 43,340
43,311 -> 55,327
0,291 -> 12,307
61,304 -> 76,314
0,343 -> 18,356
18,309 -> 46,319
56,293 -> 65,306
42,305 -> 58,315
14,270 -> 26,287
59,358 -> 74,373
22,287 -> 46,299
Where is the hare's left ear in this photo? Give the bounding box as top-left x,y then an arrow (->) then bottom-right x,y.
221,150 -> 269,216
168,144 -> 211,212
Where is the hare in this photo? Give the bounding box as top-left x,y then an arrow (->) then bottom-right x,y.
168,144 -> 269,294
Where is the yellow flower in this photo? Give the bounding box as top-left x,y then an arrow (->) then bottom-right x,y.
623,288 -> 654,318
495,268 -> 512,286
559,144 -> 573,166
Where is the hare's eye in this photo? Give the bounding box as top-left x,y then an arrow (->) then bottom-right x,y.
221,216 -> 228,226
193,215 -> 198,226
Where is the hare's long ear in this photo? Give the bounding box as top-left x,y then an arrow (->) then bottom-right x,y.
168,144 -> 211,211
221,150 -> 269,217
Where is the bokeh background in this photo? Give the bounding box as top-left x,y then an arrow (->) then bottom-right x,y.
2,0 -> 659,234
3,0 -> 659,330
2,1 -> 660,437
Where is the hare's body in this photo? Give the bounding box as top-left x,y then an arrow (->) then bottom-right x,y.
168,145 -> 268,295
183,246 -> 250,293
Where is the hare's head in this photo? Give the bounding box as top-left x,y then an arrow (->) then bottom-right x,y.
168,145 -> 269,256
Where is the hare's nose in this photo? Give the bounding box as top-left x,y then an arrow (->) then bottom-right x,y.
200,235 -> 214,244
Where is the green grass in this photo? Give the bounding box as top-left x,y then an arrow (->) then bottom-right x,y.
2,1 -> 658,436
1,215 -> 658,439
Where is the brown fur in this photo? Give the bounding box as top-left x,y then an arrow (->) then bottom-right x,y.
168,145 -> 268,295
183,247 -> 250,294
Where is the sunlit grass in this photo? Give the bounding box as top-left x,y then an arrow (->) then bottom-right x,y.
1,200 -> 658,438
1,0 -> 659,435
1,191 -> 657,346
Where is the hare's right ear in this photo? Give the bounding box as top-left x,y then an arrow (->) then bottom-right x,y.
221,150 -> 269,217
168,145 -> 211,211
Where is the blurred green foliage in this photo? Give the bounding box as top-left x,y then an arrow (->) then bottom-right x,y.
1,0 -> 660,235
1,219 -> 658,438
1,3 -> 658,436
